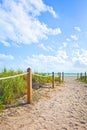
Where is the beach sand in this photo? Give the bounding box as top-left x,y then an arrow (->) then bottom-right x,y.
0,76 -> 87,130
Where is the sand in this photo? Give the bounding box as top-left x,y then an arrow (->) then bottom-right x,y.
0,76 -> 87,130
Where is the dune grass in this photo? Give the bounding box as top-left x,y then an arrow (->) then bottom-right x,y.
0,68 -> 27,111
0,68 -> 60,111
78,76 -> 87,84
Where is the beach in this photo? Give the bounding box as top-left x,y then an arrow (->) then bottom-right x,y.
0,76 -> 87,130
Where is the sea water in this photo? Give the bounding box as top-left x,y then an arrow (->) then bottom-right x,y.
47,72 -> 78,77
64,73 -> 77,76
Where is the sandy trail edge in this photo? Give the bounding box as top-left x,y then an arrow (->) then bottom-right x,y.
0,76 -> 87,130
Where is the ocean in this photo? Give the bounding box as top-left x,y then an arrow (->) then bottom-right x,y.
47,72 -> 78,77
63,73 -> 77,76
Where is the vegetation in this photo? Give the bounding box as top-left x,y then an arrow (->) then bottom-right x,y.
0,68 -> 27,111
0,68 -> 60,111
77,76 -> 87,83
32,72 -> 52,84
32,72 -> 60,85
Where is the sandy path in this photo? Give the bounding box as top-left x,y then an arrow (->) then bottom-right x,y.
0,76 -> 87,130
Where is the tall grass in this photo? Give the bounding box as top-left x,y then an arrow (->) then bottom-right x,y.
0,68 -> 27,111
32,72 -> 60,85
0,69 -> 60,111
32,72 -> 52,85
78,76 -> 87,83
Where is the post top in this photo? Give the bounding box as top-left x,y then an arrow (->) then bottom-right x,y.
27,68 -> 31,72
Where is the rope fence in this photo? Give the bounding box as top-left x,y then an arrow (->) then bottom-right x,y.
0,68 -> 64,105
32,73 -> 52,77
0,72 -> 28,81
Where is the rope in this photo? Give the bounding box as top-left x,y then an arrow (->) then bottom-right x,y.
32,73 -> 52,78
0,72 -> 28,81
0,72 -> 59,81
33,74 -> 59,78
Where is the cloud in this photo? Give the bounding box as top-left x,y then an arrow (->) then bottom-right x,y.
38,43 -> 48,51
59,42 -> 68,50
71,35 -> 78,41
47,28 -> 61,35
24,50 -> 68,72
74,26 -> 81,32
1,40 -> 10,47
57,50 -> 68,61
47,46 -> 54,51
38,43 -> 54,51
63,42 -> 67,47
66,38 -> 71,42
0,0 -> 60,46
72,49 -> 87,65
47,6 -> 58,18
27,0 -> 58,18
23,47 -> 87,72
0,54 -> 14,60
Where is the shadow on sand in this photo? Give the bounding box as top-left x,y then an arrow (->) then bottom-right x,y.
84,85 -> 87,88
5,102 -> 28,109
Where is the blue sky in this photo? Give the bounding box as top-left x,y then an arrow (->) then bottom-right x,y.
0,0 -> 87,72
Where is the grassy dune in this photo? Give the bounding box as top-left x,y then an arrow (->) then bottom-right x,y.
0,68 -> 60,111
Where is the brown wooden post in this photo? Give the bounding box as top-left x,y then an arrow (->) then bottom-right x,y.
80,72 -> 82,80
27,68 -> 32,103
77,73 -> 78,79
80,73 -> 81,79
52,72 -> 54,88
77,73 -> 79,79
85,72 -> 86,81
58,72 -> 60,83
60,72 -> 61,83
62,72 -> 64,82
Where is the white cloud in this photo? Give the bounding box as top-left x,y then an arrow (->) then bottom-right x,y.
74,26 -> 81,32
27,0 -> 58,18
63,42 -> 67,47
66,38 -> 71,42
47,6 -> 58,18
59,42 -> 68,50
0,54 -> 14,60
0,0 -> 60,46
24,48 -> 87,72
72,49 -> 87,65
24,50 -> 68,72
39,43 -> 48,51
47,46 -> 54,51
57,50 -> 68,61
71,35 -> 78,41
39,43 -> 54,51
1,40 -> 10,47
47,28 -> 61,35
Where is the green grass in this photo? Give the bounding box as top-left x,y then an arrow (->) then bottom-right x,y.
0,68 -> 27,110
32,72 -> 60,85
0,69 -> 62,111
77,76 -> 87,83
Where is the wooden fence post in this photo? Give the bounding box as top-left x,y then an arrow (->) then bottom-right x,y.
62,72 -> 64,82
77,73 -> 79,79
58,72 -> 59,82
27,68 -> 32,103
85,72 -> 86,81
52,72 -> 54,88
80,72 -> 82,80
59,72 -> 61,83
